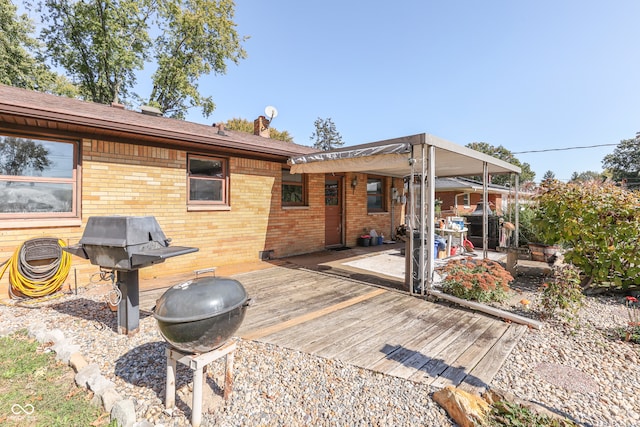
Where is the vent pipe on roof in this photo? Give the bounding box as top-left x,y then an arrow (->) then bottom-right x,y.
140,105 -> 163,117
111,102 -> 125,109
216,123 -> 226,136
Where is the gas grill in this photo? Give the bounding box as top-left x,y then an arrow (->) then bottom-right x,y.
64,216 -> 198,335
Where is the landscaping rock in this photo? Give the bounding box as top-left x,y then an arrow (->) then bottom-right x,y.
433,385 -> 490,427
111,399 -> 136,427
99,387 -> 123,413
52,339 -> 81,363
36,327 -> 64,345
75,363 -> 101,388
87,374 -> 116,395
69,351 -> 88,372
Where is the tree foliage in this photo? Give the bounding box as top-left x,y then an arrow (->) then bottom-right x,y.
149,0 -> 247,118
0,0 -> 77,96
224,117 -> 294,143
602,136 -> 640,185
465,142 -> 535,185
569,170 -> 603,182
534,180 -> 640,289
33,0 -> 246,117
0,136 -> 52,177
542,170 -> 555,181
37,0 -> 152,104
311,117 -> 344,151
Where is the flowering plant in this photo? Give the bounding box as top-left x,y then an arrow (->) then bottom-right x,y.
438,258 -> 513,303
538,264 -> 583,320
624,296 -> 640,343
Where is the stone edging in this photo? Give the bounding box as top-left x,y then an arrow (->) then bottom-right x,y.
24,323 -> 145,427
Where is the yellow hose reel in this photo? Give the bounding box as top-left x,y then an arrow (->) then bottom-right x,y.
0,238 -> 72,299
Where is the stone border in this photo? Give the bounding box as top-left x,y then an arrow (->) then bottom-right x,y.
23,323 -> 143,427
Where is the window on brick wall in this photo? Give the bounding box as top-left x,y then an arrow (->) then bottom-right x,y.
456,193 -> 470,208
367,176 -> 387,212
187,155 -> 229,206
282,169 -> 307,206
0,134 -> 79,220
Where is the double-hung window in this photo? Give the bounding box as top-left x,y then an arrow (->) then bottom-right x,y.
456,193 -> 471,209
187,155 -> 229,207
0,135 -> 78,219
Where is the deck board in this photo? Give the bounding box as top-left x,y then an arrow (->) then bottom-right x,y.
258,291 -> 400,348
458,324 -> 528,394
430,321 -> 510,389
139,264 -> 526,391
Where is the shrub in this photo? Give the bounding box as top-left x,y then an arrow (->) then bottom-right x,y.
535,180 -> 640,289
504,203 -> 543,247
438,258 -> 513,303
616,296 -> 640,344
539,264 -> 584,320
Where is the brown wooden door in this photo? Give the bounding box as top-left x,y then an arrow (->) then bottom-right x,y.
325,176 -> 342,246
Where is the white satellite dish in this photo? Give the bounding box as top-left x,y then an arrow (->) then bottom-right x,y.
265,105 -> 278,120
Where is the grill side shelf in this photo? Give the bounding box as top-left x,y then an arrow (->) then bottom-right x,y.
130,246 -> 198,267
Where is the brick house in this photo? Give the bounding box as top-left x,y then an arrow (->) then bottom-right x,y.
434,177 -> 516,217
0,85 -> 404,296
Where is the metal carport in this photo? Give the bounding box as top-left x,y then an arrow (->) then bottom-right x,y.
288,133 -> 522,296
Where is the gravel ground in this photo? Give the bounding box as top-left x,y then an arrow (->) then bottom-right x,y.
1,273 -> 639,426
490,275 -> 640,427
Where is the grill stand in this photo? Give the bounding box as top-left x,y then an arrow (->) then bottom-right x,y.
116,270 -> 140,335
165,342 -> 236,427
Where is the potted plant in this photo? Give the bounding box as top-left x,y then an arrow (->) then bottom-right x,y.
505,204 -> 560,262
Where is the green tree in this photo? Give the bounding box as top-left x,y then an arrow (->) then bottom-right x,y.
534,180 -> 640,290
311,117 -> 344,151
570,170 -> 603,182
149,0 -> 247,118
0,0 -> 76,96
465,142 -> 535,185
224,117 -> 294,143
37,0 -> 152,104
35,0 -> 246,116
0,136 -> 52,177
602,136 -> 640,184
542,170 -> 555,181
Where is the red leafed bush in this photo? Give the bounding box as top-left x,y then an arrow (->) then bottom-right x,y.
438,258 -> 513,303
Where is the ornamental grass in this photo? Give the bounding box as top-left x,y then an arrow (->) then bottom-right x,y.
438,258 -> 513,303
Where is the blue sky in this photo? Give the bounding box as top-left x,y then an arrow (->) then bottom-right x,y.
182,0 -> 639,182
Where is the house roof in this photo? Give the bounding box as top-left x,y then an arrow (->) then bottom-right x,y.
0,84 -> 317,160
435,177 -> 513,194
288,134 -> 521,178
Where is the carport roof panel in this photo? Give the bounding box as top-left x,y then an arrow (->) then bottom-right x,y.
288,133 -> 521,177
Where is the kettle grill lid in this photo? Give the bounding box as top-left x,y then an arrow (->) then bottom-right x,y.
153,276 -> 248,323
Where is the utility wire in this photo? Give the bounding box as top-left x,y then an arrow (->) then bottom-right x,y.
513,143 -> 619,154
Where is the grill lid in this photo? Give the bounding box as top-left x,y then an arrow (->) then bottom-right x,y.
79,216 -> 169,247
64,215 -> 198,270
154,277 -> 248,323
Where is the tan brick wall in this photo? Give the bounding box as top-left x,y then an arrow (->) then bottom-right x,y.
0,140 -> 403,297
0,139 -> 326,296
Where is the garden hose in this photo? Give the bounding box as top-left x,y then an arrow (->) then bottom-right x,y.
0,238 -> 72,299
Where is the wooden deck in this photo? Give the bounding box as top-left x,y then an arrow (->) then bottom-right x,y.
140,264 -> 527,393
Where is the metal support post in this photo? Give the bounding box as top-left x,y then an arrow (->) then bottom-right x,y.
116,270 -> 139,335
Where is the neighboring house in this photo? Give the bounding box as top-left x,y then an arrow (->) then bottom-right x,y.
0,85 -> 404,296
435,177 -> 519,217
